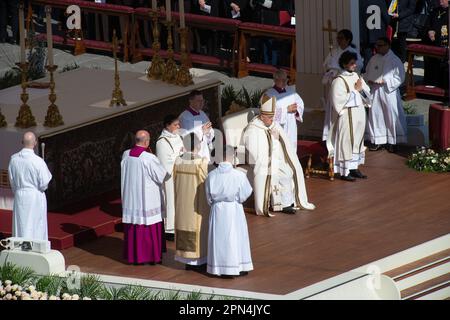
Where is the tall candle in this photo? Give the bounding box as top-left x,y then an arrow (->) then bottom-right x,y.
166,0 -> 171,22
152,0 -> 157,10
45,6 -> 54,67
179,0 -> 185,28
19,3 -> 26,64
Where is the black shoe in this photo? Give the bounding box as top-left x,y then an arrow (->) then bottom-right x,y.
239,271 -> 249,276
165,233 -> 174,241
221,275 -> 235,279
387,144 -> 396,153
369,144 -> 381,151
185,264 -> 206,271
340,174 -> 356,182
350,169 -> 367,179
282,205 -> 297,214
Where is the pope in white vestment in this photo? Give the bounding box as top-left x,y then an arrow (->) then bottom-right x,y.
8,133 -> 52,241
326,51 -> 372,181
364,45 -> 407,148
156,116 -> 184,236
243,96 -> 315,217
322,30 -> 363,141
179,91 -> 214,162
205,152 -> 253,276
265,69 -> 305,152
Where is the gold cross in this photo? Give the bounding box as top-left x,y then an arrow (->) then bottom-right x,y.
323,19 -> 337,53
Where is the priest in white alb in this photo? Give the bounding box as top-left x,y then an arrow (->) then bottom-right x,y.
121,130 -> 168,264
322,29 -> 364,141
242,95 -> 315,217
8,132 -> 52,241
179,90 -> 214,162
206,145 -> 253,277
326,51 -> 371,182
364,37 -> 407,153
156,115 -> 184,239
265,69 -> 304,152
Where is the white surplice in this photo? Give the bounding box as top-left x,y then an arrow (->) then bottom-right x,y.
179,107 -> 214,162
156,130 -> 184,234
265,85 -> 305,152
243,117 -> 315,217
326,71 -> 371,176
364,49 -> 407,145
121,149 -> 168,226
322,46 -> 363,141
8,148 -> 52,241
205,162 -> 253,276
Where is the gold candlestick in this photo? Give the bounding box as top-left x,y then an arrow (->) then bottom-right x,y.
15,63 -> 36,128
44,65 -> 64,127
175,27 -> 193,86
110,30 -> 127,107
162,21 -> 177,83
147,9 -> 165,80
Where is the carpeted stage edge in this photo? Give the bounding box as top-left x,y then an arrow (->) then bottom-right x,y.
0,198 -> 123,250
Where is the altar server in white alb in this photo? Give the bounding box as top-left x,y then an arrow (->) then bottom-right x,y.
179,90 -> 215,162
121,130 -> 168,264
364,37 -> 407,153
156,115 -> 184,239
322,29 -> 363,141
326,51 -> 371,182
265,69 -> 304,152
243,95 -> 315,216
205,145 -> 253,277
8,132 -> 52,241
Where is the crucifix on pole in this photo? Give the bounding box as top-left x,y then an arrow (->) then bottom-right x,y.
323,19 -> 338,53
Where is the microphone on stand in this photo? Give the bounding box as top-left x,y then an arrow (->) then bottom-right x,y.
41,143 -> 45,160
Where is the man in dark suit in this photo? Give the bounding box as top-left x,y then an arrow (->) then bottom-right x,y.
392,0 -> 417,62
0,0 -> 19,44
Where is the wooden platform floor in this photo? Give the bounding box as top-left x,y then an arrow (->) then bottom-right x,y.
61,150 -> 450,295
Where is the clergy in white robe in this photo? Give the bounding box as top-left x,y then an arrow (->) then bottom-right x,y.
121,130 -> 168,264
364,38 -> 407,151
174,133 -> 210,268
265,69 -> 304,152
206,145 -> 253,277
8,132 -> 52,241
326,51 -> 372,181
156,115 -> 184,237
242,96 -> 315,217
322,29 -> 364,141
179,90 -> 215,162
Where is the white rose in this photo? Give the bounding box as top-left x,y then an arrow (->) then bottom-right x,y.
5,285 -> 12,292
22,296 -> 32,300
15,290 -> 22,297
5,280 -> 12,286
72,294 -> 80,300
28,285 -> 35,292
62,293 -> 71,299
5,293 -> 12,300
432,159 -> 437,163
12,296 -> 17,300
0,290 -> 6,296
49,295 -> 58,300
11,285 -> 18,291
82,297 -> 91,300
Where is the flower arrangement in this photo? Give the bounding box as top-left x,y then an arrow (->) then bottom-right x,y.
406,147 -> 450,172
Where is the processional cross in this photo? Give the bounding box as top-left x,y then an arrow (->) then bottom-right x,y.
322,19 -> 338,53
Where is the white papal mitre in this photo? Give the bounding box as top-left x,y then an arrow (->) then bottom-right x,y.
260,95 -> 276,116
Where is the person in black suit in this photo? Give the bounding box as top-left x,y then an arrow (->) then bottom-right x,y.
392,0 -> 417,63
0,0 -> 19,44
360,0 -> 391,71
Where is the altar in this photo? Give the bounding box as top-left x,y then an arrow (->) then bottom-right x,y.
0,68 -> 222,210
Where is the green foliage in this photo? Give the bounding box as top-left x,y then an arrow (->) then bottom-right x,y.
60,62 -> 80,73
0,68 -> 21,90
118,284 -> 155,300
35,275 -> 65,296
0,262 -> 37,286
407,147 -> 450,172
221,84 -> 265,115
403,102 -> 417,115
221,84 -> 238,115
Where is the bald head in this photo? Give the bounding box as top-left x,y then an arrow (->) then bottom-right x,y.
135,130 -> 150,147
23,131 -> 37,149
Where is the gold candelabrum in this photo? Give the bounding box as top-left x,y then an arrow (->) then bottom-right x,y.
15,62 -> 36,128
110,30 -> 127,107
162,20 -> 177,83
44,65 -> 64,127
175,27 -> 193,86
147,9 -> 165,80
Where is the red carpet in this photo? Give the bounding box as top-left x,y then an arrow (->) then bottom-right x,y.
0,198 -> 123,250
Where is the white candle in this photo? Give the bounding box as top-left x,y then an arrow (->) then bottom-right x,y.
45,6 -> 54,67
179,0 -> 185,28
19,3 -> 26,64
152,0 -> 157,10
166,0 -> 171,22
